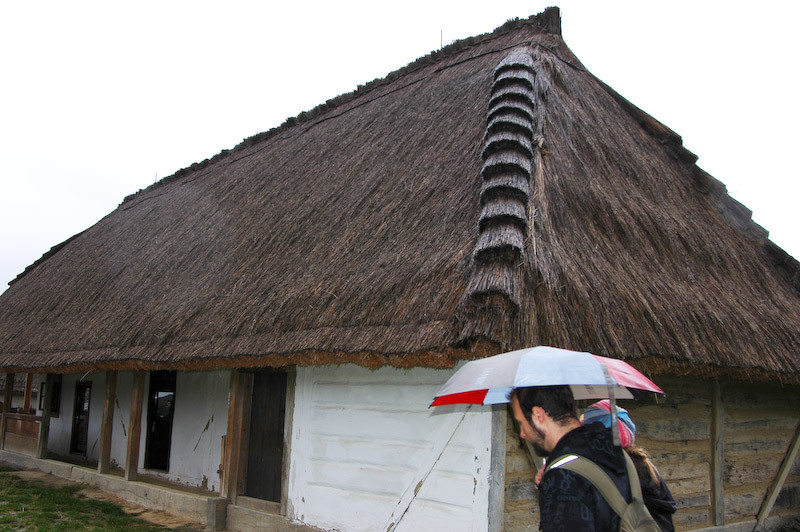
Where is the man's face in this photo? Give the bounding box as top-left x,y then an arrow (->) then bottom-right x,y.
511,395 -> 549,457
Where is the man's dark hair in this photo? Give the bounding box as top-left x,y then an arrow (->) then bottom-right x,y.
511,386 -> 577,425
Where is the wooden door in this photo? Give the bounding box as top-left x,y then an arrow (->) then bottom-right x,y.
70,381 -> 91,455
245,370 -> 287,502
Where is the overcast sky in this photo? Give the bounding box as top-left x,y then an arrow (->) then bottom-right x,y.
1,1 -> 798,294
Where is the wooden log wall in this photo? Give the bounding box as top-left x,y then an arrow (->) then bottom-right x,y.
502,376 -> 800,531
504,413 -> 540,531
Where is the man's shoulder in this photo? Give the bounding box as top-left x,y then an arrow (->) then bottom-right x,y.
552,423 -> 626,473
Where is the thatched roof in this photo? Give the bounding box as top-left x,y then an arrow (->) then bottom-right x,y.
1,8 -> 798,383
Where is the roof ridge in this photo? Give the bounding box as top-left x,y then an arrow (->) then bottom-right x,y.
118,8 -> 562,206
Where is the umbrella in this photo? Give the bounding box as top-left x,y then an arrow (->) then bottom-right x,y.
431,345 -> 663,407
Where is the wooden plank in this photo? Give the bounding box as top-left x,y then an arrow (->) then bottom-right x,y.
222,369 -> 252,503
98,371 -> 117,474
280,369 -> 296,516
23,373 -> 33,413
754,420 -> 800,531
125,371 -> 145,481
1,373 -> 15,450
488,404 -> 507,532
711,379 -> 725,526
221,372 -> 238,498
245,371 -> 287,502
36,374 -> 55,459
235,372 -> 253,502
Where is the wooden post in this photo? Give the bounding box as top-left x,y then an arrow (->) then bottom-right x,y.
487,404 -> 507,532
754,420 -> 800,531
222,370 -> 252,503
23,374 -> 33,413
0,373 -> 15,450
711,379 -> 725,526
98,371 -> 117,474
125,371 -> 145,481
36,374 -> 55,459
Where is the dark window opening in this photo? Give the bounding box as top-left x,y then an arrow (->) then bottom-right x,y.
70,381 -> 91,455
144,370 -> 177,471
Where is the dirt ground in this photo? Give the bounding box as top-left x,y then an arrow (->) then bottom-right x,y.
2,469 -> 206,530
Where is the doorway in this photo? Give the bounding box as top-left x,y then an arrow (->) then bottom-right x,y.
144,370 -> 177,471
245,370 -> 287,502
70,381 -> 91,455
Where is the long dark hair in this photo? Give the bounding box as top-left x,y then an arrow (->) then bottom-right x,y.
626,445 -> 660,484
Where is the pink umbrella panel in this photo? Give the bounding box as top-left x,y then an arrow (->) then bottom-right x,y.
431,346 -> 663,407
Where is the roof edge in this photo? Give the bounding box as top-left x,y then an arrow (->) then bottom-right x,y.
595,73 -> 800,293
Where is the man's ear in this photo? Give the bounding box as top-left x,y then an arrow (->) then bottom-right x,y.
531,405 -> 546,424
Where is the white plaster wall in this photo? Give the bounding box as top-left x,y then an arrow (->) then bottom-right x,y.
159,370 -> 230,492
46,375 -> 73,456
46,372 -> 107,461
110,371 -> 133,470
288,364 -> 493,532
110,370 -> 230,492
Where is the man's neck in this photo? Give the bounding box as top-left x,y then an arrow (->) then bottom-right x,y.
546,418 -> 582,452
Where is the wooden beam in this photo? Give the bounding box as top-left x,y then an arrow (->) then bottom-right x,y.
280,369 -> 296,516
488,404 -> 507,532
23,374 -> 33,413
234,372 -> 253,502
222,370 -> 252,503
125,371 -> 145,481
0,373 -> 15,450
98,371 -> 117,474
754,420 -> 800,531
36,374 -> 55,459
711,379 -> 725,526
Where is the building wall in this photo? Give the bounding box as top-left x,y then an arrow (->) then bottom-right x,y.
502,376 -> 800,531
160,370 -> 230,492
288,364 -> 494,532
46,372 -> 107,461
43,370 -> 229,493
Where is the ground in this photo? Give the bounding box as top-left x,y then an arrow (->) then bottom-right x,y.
0,467 -> 205,530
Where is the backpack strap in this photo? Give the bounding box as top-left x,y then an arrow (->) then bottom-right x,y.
622,451 -> 643,501
545,452 -> 657,532
545,453 -> 631,518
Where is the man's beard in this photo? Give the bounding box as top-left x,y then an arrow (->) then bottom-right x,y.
530,424 -> 549,457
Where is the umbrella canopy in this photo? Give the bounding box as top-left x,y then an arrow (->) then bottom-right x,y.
431,346 -> 663,406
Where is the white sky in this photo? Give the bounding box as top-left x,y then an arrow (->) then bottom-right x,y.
1,1 -> 798,294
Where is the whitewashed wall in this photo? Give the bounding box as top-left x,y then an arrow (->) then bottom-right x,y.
46,372 -> 107,461
160,370 -> 230,491
288,364 -> 493,532
116,370 -> 230,492
42,370 -> 229,493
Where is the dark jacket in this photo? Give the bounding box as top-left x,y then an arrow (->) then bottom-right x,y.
539,422 -> 629,531
631,453 -> 677,532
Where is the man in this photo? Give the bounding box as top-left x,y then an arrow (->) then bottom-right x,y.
510,385 -> 631,531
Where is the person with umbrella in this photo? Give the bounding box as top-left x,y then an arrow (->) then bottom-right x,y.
433,346 -> 666,530
581,400 -> 677,531
510,384 -> 633,530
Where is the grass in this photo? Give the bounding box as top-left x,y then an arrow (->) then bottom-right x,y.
0,467 -> 202,531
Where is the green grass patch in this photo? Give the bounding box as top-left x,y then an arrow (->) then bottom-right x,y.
0,472 -> 201,531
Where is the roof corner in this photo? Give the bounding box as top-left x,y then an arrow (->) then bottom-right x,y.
534,6 -> 562,36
